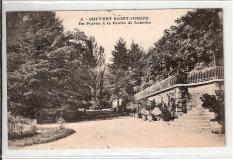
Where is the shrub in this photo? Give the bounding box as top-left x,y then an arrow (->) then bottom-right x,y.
139,82 -> 151,90
37,108 -> 83,123
57,117 -> 65,130
157,103 -> 174,121
133,86 -> 140,93
9,127 -> 75,148
200,93 -> 224,123
126,102 -> 137,113
8,112 -> 37,140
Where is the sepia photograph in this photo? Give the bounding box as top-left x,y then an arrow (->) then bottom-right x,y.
5,8 -> 226,151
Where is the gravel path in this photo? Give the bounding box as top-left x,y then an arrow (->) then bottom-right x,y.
18,117 -> 225,150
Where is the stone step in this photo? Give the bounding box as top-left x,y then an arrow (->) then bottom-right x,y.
174,119 -> 210,124
174,119 -> 210,123
190,99 -> 202,101
178,116 -> 213,120
172,100 -> 214,132
185,114 -> 212,118
181,110 -> 214,119
183,113 -> 213,117
189,107 -> 206,110
190,101 -> 202,104
188,112 -> 208,115
174,125 -> 211,130
190,106 -> 207,110
189,111 -> 209,115
173,126 -> 211,131
174,123 -> 210,128
184,113 -> 211,118
186,109 -> 212,114
190,107 -> 203,110
176,127 -> 211,133
190,104 -> 202,107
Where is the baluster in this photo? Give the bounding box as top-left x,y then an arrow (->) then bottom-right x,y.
199,72 -> 201,82
207,69 -> 209,80
189,74 -> 192,83
208,69 -> 211,80
168,78 -> 170,88
214,67 -> 216,79
187,74 -> 190,83
221,66 -> 224,78
214,67 -> 219,79
212,67 -> 215,79
202,70 -> 205,81
214,66 -> 217,79
172,76 -> 175,85
209,68 -> 212,80
169,77 -> 171,87
194,72 -> 197,83
219,66 -> 221,78
219,67 -> 222,78
192,73 -> 194,83
199,71 -> 202,82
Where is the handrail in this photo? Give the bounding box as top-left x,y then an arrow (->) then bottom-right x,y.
135,75 -> 177,100
187,66 -> 224,83
135,66 -> 224,100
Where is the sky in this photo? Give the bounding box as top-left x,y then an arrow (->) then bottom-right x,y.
56,9 -> 190,63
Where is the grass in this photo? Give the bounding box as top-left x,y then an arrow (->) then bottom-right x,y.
9,127 -> 75,148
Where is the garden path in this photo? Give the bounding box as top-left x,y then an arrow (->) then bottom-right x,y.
21,117 -> 225,149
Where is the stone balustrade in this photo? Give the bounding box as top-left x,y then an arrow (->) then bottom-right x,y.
135,75 -> 177,100
135,66 -> 224,100
187,66 -> 224,83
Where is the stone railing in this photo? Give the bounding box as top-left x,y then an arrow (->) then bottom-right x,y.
135,66 -> 224,100
187,66 -> 224,83
135,75 -> 177,100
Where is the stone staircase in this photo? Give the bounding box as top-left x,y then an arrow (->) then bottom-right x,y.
172,93 -> 215,133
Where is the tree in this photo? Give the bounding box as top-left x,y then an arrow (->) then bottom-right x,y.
89,43 -> 107,110
7,12 -> 106,120
7,12 -> 64,118
108,39 -> 146,110
128,41 -> 144,87
143,9 -> 223,87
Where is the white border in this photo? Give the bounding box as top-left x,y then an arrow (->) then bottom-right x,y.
2,0 -> 233,159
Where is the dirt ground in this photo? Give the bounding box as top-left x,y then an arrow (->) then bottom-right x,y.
15,117 -> 225,150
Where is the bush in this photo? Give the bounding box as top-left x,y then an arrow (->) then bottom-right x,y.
37,108 -> 84,123
8,113 -> 37,140
133,86 -> 140,93
200,94 -> 218,111
57,117 -> 65,130
126,101 -> 138,113
200,93 -> 224,123
139,82 -> 151,90
157,103 -> 174,121
9,127 -> 75,148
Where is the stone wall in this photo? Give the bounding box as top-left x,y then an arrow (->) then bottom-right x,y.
147,87 -> 177,104
146,80 -> 224,115
188,80 -> 224,96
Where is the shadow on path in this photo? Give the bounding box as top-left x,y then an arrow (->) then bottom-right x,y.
39,110 -> 126,124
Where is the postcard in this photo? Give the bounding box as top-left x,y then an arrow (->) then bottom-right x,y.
1,1 -> 232,159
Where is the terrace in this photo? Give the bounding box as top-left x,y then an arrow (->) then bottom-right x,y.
135,66 -> 224,100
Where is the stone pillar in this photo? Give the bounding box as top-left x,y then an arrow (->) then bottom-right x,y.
176,86 -> 188,116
